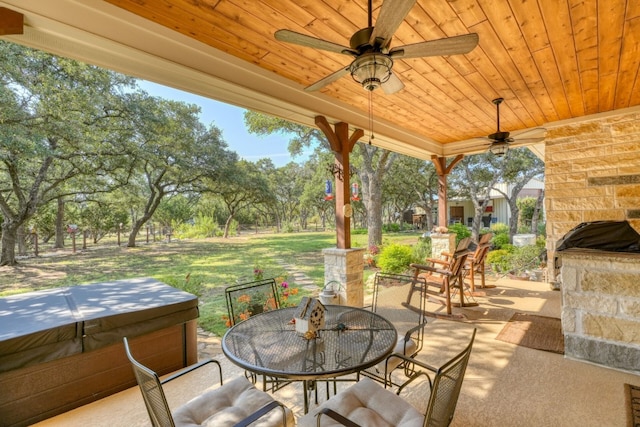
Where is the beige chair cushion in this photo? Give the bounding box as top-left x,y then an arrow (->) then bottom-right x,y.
172,376 -> 293,427
298,377 -> 424,427
376,337 -> 417,374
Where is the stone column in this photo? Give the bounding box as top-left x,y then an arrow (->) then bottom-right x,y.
430,233 -> 456,258
323,247 -> 365,307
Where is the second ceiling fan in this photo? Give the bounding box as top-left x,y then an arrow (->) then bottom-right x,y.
482,97 -> 546,156
275,0 -> 479,94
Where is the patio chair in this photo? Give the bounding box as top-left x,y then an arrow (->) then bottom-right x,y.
463,233 -> 494,291
298,329 -> 476,427
123,337 -> 293,427
225,278 -> 281,326
410,237 -> 476,316
359,272 -> 428,388
225,278 -> 291,392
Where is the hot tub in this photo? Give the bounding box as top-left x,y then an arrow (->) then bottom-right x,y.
0,278 -> 199,426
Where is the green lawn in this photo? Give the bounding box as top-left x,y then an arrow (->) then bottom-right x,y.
0,230 -> 423,336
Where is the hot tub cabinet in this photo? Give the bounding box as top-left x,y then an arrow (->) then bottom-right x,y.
0,278 -> 199,427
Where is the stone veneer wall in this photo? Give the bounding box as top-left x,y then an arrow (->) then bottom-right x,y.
430,233 -> 456,258
545,109 -> 640,258
323,248 -> 365,307
546,108 -> 640,371
560,249 -> 640,373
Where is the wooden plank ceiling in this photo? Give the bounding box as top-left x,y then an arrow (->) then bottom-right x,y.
101,0 -> 640,152
100,0 -> 640,150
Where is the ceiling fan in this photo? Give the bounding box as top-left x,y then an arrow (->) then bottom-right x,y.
274,0 -> 479,94
483,97 -> 545,156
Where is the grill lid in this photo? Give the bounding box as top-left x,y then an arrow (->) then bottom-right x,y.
556,220 -> 640,252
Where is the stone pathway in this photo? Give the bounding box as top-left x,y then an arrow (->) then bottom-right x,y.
275,258 -> 322,293
197,260 -> 322,360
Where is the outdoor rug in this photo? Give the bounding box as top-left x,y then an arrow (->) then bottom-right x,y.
626,383 -> 640,427
495,313 -> 564,354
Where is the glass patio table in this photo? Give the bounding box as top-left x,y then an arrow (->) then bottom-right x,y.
222,305 -> 397,412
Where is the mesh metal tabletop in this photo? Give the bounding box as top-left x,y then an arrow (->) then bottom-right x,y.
222,305 -> 397,380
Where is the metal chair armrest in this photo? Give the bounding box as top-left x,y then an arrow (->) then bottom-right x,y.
160,359 -> 223,385
379,352 -> 440,394
316,408 -> 361,427
234,400 -> 290,427
402,320 -> 427,341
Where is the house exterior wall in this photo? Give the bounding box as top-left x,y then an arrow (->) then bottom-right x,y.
445,178 -> 544,228
545,109 -> 640,254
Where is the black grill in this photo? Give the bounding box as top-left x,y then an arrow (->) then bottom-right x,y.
554,220 -> 640,280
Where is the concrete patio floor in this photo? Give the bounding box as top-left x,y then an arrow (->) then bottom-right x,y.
34,276 -> 640,427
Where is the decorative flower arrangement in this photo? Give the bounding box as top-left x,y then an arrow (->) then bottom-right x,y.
253,264 -> 264,280
364,245 -> 379,267
276,276 -> 299,306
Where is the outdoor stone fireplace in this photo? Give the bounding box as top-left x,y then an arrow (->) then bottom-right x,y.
560,249 -> 640,373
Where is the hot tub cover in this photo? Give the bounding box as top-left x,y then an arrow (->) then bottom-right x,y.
0,277 -> 198,372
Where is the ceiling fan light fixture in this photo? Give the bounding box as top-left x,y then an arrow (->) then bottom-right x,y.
350,53 -> 393,91
489,141 -> 509,157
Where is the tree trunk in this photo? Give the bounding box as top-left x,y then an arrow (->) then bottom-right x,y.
471,206 -> 486,241
17,225 -> 27,256
0,220 -> 20,266
358,145 -> 394,249
223,213 -> 234,238
366,185 -> 383,249
509,200 -> 520,242
54,197 -> 65,248
127,220 -> 142,247
531,190 -> 544,234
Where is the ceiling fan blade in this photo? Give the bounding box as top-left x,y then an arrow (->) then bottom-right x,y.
369,0 -> 417,48
304,67 -> 351,92
389,33 -> 479,59
275,29 -> 356,56
513,137 -> 544,144
381,72 -> 404,94
513,127 -> 546,137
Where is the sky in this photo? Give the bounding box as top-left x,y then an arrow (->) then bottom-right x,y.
137,80 -> 307,167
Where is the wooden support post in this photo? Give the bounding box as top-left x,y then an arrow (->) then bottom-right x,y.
0,7 -> 23,35
431,155 -> 463,228
315,116 -> 363,249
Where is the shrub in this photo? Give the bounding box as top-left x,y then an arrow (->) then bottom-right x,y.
490,222 -> 509,234
486,249 -> 511,273
382,223 -> 401,232
447,222 -> 471,243
282,222 -> 296,233
173,213 -> 220,239
492,233 -> 510,249
412,237 -> 432,263
487,244 -> 545,275
377,243 -> 413,273
509,244 -> 545,274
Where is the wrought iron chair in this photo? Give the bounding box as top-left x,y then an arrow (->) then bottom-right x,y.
298,329 -> 477,427
123,337 -> 293,427
225,278 -> 292,392
359,272 -> 428,388
225,278 -> 281,326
